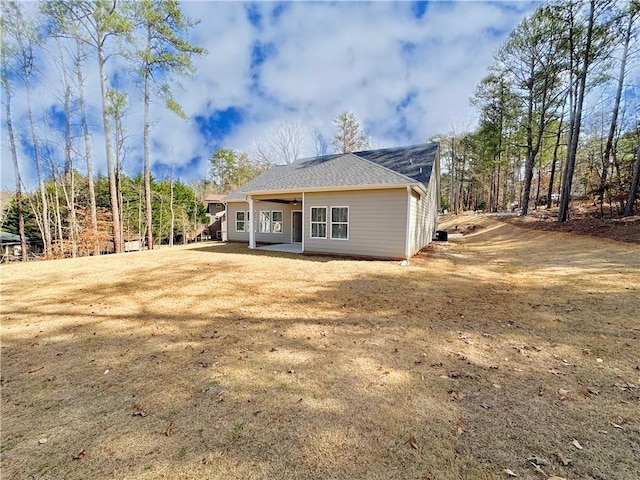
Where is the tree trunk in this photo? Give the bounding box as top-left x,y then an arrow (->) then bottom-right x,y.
535,164 -> 542,209
53,182 -> 64,254
62,57 -> 78,257
25,74 -> 53,256
521,59 -> 536,215
559,0 -> 595,223
2,68 -> 28,261
169,175 -> 175,247
143,25 -> 154,250
458,149 -> 467,213
522,70 -> 549,215
449,137 -> 456,213
97,43 -> 122,253
598,11 -> 632,216
113,102 -> 125,253
182,212 -> 187,245
76,39 -> 99,255
623,139 -> 640,216
547,105 -> 565,208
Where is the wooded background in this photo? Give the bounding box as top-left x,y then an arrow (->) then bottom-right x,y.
1,0 -> 639,261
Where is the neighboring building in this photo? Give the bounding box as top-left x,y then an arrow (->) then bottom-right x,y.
0,231 -> 43,262
203,193 -> 226,241
224,143 -> 440,260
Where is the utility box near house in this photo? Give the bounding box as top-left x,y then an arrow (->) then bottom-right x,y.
434,230 -> 448,241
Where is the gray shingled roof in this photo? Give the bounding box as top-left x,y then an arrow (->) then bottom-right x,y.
0,231 -> 36,244
355,142 -> 438,185
225,142 -> 438,201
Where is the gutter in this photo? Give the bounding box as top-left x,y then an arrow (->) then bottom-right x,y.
225,183 -> 427,202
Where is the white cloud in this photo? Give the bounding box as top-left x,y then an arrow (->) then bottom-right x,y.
1,0 -> 538,190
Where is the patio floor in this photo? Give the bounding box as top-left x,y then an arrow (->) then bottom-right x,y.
255,243 -> 303,254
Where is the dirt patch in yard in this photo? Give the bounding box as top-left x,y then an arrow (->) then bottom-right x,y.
2,219 -> 639,480
498,203 -> 640,244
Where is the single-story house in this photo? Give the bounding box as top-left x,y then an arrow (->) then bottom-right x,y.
224,142 -> 441,260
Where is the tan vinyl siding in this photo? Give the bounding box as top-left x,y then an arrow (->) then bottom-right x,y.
304,189 -> 407,259
253,202 -> 293,244
408,164 -> 439,256
228,198 -> 299,244
226,202 -> 249,242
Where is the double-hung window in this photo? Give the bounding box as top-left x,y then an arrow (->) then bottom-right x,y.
235,211 -> 246,232
310,207 -> 327,238
259,211 -> 271,233
271,211 -> 283,233
331,206 -> 349,240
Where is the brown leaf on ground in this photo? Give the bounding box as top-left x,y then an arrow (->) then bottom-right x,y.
448,390 -> 464,401
527,456 -> 549,466
556,452 -> 571,466
407,435 -> 419,450
165,421 -> 174,437
529,462 -> 546,475
73,449 -> 85,460
572,439 -> 583,450
132,406 -> 147,417
503,468 -> 518,477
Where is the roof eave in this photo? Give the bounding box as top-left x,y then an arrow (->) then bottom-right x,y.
225,182 -> 426,202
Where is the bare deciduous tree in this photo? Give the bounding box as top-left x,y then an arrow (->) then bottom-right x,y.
251,121 -> 309,164
1,11 -> 28,261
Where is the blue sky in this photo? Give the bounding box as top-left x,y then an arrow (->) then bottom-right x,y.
1,0 -> 540,190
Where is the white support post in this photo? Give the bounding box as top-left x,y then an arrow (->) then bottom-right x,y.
301,192 -> 305,253
248,196 -> 255,249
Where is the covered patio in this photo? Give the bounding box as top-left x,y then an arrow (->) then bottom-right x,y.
255,242 -> 303,254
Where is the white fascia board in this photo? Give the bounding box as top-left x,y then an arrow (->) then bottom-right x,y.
239,183 -> 425,197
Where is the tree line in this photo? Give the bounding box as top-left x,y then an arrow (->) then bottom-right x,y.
438,0 -> 639,220
1,0 -> 205,260
206,110 -> 372,194
3,171 -> 208,256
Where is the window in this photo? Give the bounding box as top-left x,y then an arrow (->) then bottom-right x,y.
310,207 -> 327,239
259,211 -> 271,233
271,211 -> 283,233
235,211 -> 245,232
331,206 -> 349,240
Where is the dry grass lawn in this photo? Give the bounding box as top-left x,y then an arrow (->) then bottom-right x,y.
1,215 -> 639,480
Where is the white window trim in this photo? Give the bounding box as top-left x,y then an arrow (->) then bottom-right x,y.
235,210 -> 246,232
271,210 -> 284,234
310,206 -> 327,239
259,210 -> 271,233
330,206 -> 349,240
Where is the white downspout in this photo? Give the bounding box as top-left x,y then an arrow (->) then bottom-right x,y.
248,195 -> 255,249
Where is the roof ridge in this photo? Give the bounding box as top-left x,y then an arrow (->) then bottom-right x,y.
353,142 -> 434,156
